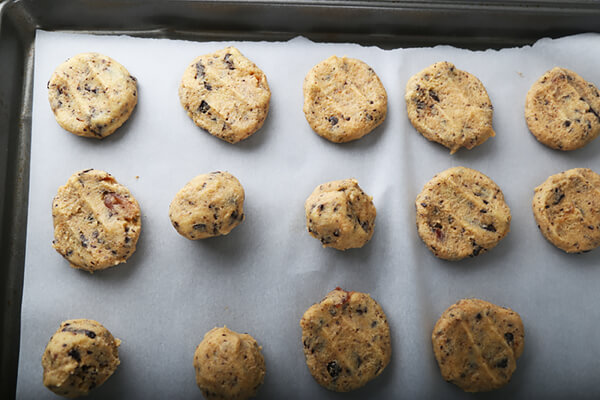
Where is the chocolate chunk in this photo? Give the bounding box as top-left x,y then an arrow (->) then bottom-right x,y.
328,116 -> 339,126
195,62 -> 205,79
327,361 -> 342,379
482,224 -> 496,232
199,100 -> 210,114
67,348 -> 81,362
193,223 -> 207,231
224,53 -> 235,70
504,332 -> 514,345
564,120 -> 571,127
475,313 -> 482,320
495,358 -> 508,368
552,188 -> 565,205
429,89 -> 440,102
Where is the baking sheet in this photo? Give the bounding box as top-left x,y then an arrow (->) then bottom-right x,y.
17,30 -> 600,399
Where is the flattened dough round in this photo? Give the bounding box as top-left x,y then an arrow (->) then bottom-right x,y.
52,169 -> 141,273
303,56 -> 387,143
179,47 -> 271,144
193,326 -> 265,400
415,166 -> 511,260
305,179 -> 376,250
169,171 -> 245,240
48,52 -> 138,138
300,288 -> 391,392
405,61 -> 495,154
532,168 -> 600,253
42,319 -> 121,398
525,67 -> 600,151
432,298 -> 524,392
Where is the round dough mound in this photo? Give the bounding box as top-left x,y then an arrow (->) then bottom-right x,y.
48,52 -> 137,138
300,288 -> 391,392
532,168 -> 600,253
52,169 -> 141,273
42,319 -> 121,398
432,299 -> 524,392
415,166 -> 511,260
303,56 -> 387,143
405,61 -> 495,154
193,327 -> 265,400
179,47 -> 271,144
525,67 -> 600,151
169,171 -> 245,240
305,179 -> 376,250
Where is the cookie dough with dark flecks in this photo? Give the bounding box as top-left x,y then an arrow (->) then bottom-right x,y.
169,171 -> 245,240
303,56 -> 387,143
415,166 -> 511,260
179,47 -> 271,144
48,53 -> 137,138
432,298 -> 525,392
193,327 -> 265,400
525,67 -> 600,150
52,169 -> 141,273
300,288 -> 391,392
405,61 -> 495,154
305,179 -> 376,250
42,319 -> 121,398
532,168 -> 600,253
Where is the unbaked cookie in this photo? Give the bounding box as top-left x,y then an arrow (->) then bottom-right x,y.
305,179 -> 376,250
303,56 -> 387,143
532,168 -> 600,253
42,319 -> 121,398
52,169 -> 141,273
405,61 -> 495,154
300,288 -> 391,392
525,67 -> 600,151
169,171 -> 245,240
179,47 -> 270,144
432,298 -> 524,392
415,166 -> 511,260
48,52 -> 137,138
193,326 -> 265,400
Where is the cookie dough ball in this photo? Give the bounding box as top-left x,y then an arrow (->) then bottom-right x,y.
193,327 -> 265,400
305,179 -> 376,250
532,168 -> 600,253
48,52 -> 137,138
303,56 -> 387,143
432,299 -> 524,392
525,67 -> 600,151
179,47 -> 271,144
415,166 -> 511,260
42,319 -> 121,398
300,288 -> 391,392
52,169 -> 141,273
405,61 -> 495,154
169,171 -> 245,240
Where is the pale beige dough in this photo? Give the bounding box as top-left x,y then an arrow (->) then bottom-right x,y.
415,166 -> 511,261
48,52 -> 137,138
169,171 -> 245,240
42,319 -> 121,398
305,179 -> 376,250
193,327 -> 265,400
52,169 -> 141,273
303,56 -> 387,143
532,168 -> 600,253
525,67 -> 600,150
432,298 -> 524,392
405,61 -> 495,154
300,288 -> 391,392
179,47 -> 271,144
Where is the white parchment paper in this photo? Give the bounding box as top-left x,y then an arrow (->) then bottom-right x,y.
17,31 -> 600,399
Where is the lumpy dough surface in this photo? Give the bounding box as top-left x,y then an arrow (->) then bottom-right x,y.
305,178 -> 376,250
193,327 -> 265,400
48,52 -> 137,138
300,288 -> 391,392
432,299 -> 524,392
415,166 -> 511,260
52,169 -> 141,273
169,171 -> 245,240
42,319 -> 121,398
